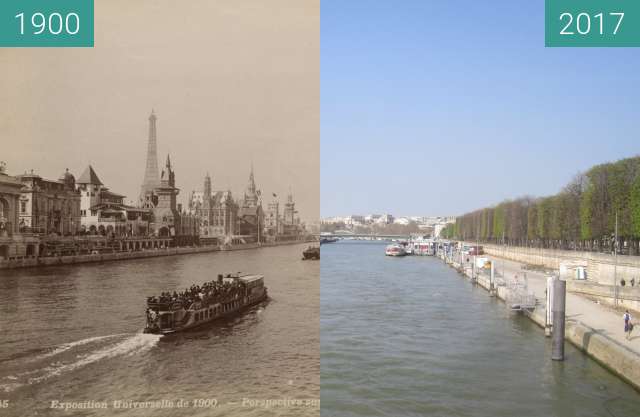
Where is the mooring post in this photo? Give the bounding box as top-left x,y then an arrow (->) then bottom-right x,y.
489,260 -> 496,296
545,276 -> 554,337
472,256 -> 477,283
551,278 -> 566,361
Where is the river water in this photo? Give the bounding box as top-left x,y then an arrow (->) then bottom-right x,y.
321,241 -> 640,417
0,243 -> 319,416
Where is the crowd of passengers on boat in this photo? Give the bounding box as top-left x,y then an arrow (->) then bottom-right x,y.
146,275 -> 245,310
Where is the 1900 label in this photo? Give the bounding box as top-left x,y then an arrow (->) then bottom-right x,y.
0,0 -> 93,47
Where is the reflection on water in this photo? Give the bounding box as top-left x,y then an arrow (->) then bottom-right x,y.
0,244 -> 319,416
321,241 -> 640,417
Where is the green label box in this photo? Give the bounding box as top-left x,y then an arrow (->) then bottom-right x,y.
0,0 -> 94,47
546,0 -> 640,47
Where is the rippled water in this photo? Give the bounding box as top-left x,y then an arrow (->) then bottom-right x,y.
321,241 -> 640,417
0,244 -> 319,416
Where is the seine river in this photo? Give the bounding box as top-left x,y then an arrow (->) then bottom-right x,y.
0,243 -> 319,416
321,241 -> 640,417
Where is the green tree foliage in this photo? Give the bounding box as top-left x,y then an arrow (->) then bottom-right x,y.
447,156 -> 640,254
631,173 -> 640,238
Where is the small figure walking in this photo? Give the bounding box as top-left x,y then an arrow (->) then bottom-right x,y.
624,310 -> 633,340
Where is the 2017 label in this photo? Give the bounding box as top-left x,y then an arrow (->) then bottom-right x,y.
559,12 -> 624,36
545,0 -> 640,47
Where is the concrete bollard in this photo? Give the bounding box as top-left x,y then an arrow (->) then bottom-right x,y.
551,278 -> 567,361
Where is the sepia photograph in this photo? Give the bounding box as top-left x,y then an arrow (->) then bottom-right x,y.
0,1 -> 319,416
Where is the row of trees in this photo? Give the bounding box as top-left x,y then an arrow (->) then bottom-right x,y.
441,156 -> 640,255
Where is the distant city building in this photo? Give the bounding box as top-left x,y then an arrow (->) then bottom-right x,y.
364,214 -> 381,224
17,168 -> 81,235
393,217 -> 411,226
375,214 -> 394,225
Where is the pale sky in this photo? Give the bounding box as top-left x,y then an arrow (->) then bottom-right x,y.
1,0 -> 319,222
321,0 -> 640,218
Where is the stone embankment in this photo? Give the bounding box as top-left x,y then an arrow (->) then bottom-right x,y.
440,252 -> 640,391
0,239 -> 314,270
477,243 -> 640,312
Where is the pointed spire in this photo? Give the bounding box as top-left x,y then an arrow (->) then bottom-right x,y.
78,165 -> 103,185
140,110 -> 160,202
165,153 -> 171,169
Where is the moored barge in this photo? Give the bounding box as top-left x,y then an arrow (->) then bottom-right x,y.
144,273 -> 267,334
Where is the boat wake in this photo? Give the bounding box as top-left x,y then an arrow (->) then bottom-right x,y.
0,333 -> 161,393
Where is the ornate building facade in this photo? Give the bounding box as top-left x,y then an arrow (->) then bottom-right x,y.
281,192 -> 302,237
189,173 -> 238,243
0,162 -> 42,260
17,168 -> 81,236
237,166 -> 264,242
264,199 -> 282,238
151,155 -> 180,237
0,162 -> 23,239
77,165 -> 151,236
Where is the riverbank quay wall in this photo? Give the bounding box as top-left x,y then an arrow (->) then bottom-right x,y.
440,254 -> 640,392
0,239 -> 315,270
466,242 -> 640,311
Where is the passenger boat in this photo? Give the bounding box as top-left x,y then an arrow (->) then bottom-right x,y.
302,246 -> 320,260
144,273 -> 267,335
385,244 -> 407,257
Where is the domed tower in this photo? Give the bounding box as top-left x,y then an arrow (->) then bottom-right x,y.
59,168 -> 76,190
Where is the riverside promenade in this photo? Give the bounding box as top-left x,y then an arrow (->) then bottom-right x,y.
442,250 -> 640,391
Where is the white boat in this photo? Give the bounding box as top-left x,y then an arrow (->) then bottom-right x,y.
385,244 -> 406,257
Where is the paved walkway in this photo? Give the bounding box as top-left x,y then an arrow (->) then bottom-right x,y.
484,255 -> 640,354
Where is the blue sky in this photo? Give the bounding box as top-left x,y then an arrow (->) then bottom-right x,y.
321,0 -> 640,217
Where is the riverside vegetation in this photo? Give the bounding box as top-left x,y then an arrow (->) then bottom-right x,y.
442,156 -> 640,255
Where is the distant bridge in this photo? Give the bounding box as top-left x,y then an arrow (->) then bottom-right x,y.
318,231 -> 411,240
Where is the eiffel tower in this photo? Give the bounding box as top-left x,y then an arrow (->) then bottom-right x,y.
139,110 -> 160,205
